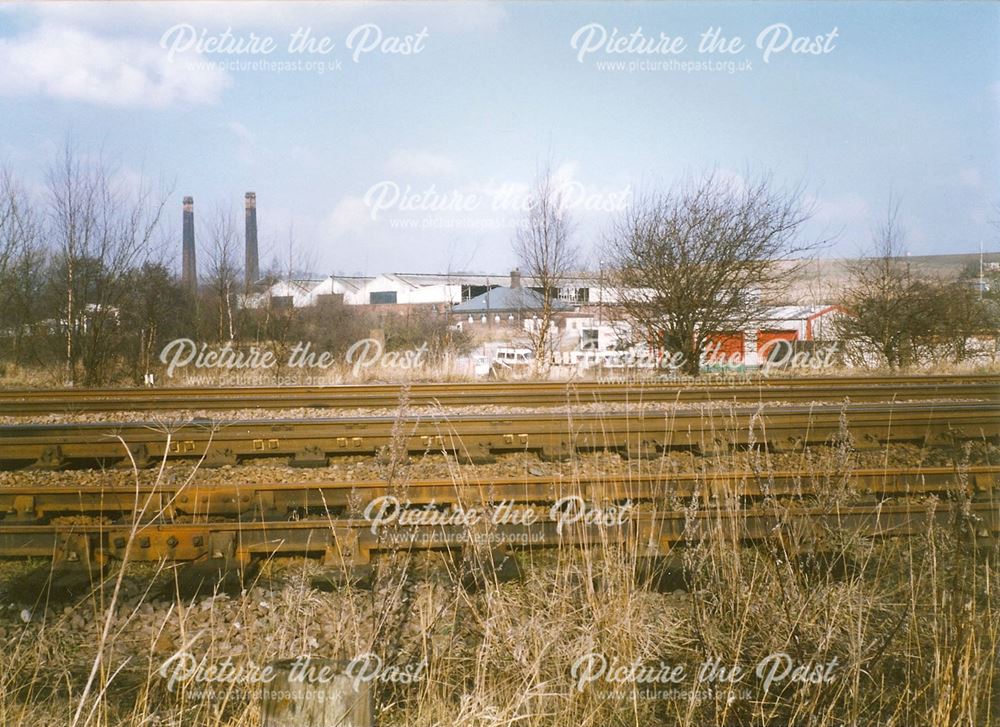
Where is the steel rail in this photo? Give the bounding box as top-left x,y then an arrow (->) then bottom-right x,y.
0,401 -> 996,469
0,374 -> 996,414
1,500 -> 995,565
0,466 -> 995,524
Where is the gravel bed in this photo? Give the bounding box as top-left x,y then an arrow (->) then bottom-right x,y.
0,397 -> 988,426
0,444 -> 995,490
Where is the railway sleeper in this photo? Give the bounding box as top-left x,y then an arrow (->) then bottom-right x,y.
323,527 -> 371,567
202,447 -> 239,468
30,445 -> 66,470
3,427 -> 997,472
114,443 -> 152,470
624,439 -> 659,460
766,436 -> 807,454
457,442 -> 496,465
538,442 -> 573,462
292,446 -> 329,468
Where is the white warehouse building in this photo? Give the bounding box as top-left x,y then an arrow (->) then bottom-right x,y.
247,270 -> 613,309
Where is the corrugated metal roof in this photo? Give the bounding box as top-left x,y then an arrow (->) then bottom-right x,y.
762,305 -> 836,320
452,286 -> 574,313
328,276 -> 373,292
385,272 -> 602,288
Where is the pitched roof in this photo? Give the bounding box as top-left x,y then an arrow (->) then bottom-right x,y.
328,275 -> 373,292
382,272 -> 603,288
452,286 -> 574,313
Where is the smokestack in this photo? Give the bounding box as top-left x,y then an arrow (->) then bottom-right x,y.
181,196 -> 197,293
510,268 -> 521,289
245,192 -> 259,288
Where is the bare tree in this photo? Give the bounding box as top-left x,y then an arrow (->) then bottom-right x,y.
514,164 -> 579,368
0,168 -> 28,276
46,143 -> 168,384
120,262 -> 192,383
0,168 -> 45,363
254,224 -> 314,381
835,205 -> 930,367
203,205 -> 242,342
836,203 -> 994,367
604,170 -> 817,376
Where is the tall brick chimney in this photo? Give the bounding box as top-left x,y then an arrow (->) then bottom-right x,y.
181,196 -> 197,293
510,268 -> 521,288
245,191 -> 259,288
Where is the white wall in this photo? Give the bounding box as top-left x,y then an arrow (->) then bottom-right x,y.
355,275 -> 462,305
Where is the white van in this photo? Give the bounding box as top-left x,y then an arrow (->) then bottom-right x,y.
491,347 -> 534,377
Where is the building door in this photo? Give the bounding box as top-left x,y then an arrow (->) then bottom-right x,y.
706,332 -> 745,363
757,330 -> 798,362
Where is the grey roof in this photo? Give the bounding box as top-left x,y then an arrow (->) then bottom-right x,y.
328,275 -> 374,292
452,286 -> 574,313
385,272 -> 603,288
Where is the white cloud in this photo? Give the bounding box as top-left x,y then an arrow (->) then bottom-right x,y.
223,121 -> 258,164
327,195 -> 372,237
0,24 -> 229,107
226,120 -> 255,144
384,149 -> 459,177
551,161 -> 578,189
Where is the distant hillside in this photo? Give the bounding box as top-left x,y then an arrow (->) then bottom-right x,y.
773,251 -> 1000,305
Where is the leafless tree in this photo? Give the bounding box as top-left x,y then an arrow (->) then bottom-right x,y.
604,170 -> 817,376
46,143 -> 168,384
513,164 -> 579,368
837,203 -> 995,367
835,205 -> 931,367
0,168 -> 45,362
253,223 -> 316,381
203,205 -> 242,342
0,168 -> 27,276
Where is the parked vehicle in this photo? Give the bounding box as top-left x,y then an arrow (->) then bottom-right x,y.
490,347 -> 533,377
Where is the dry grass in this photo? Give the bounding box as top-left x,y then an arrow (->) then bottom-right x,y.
1,357 -> 998,389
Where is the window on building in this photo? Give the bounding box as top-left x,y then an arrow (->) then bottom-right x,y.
369,291 -> 397,304
576,287 -> 590,303
581,328 -> 599,350
271,295 -> 294,309
461,284 -> 494,301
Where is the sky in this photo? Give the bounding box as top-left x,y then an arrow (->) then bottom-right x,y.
0,1 -> 997,277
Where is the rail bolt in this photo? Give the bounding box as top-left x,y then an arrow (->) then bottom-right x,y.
138,537 -> 151,548
113,537 -> 126,549
166,536 -> 179,548
193,536 -> 204,547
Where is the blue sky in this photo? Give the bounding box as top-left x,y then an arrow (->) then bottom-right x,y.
0,1 -> 997,276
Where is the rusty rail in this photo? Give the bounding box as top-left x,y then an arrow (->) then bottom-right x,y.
1,499 -> 994,566
1,466 -> 995,524
0,401 -> 995,469
0,374 -> 996,414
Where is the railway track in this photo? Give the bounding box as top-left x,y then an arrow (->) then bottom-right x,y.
2,466 -> 994,598
1,499 -> 995,568
1,466 -> 996,524
0,374 -> 997,414
0,401 -> 995,469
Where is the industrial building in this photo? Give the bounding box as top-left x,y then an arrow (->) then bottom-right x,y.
245,270 -> 612,310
